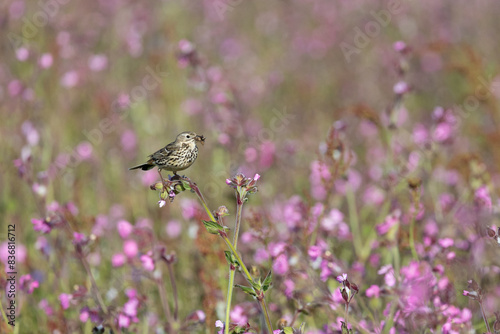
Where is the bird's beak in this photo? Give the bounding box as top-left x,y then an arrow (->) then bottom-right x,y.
195,135 -> 205,145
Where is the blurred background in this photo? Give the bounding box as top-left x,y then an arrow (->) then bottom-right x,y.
2,0 -> 500,333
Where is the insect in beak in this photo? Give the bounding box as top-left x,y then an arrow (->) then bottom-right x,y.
195,135 -> 205,145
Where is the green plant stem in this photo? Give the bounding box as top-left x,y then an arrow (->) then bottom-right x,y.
166,262 -> 179,320
220,234 -> 253,282
0,302 -> 8,325
346,186 -> 363,260
190,179 -> 273,333
233,200 -> 244,248
79,253 -> 108,314
157,271 -> 175,332
382,298 -> 398,334
408,214 -> 418,260
479,300 -> 492,333
189,181 -> 216,222
225,199 -> 244,334
345,301 -> 349,329
224,268 -> 236,334
259,297 -> 273,334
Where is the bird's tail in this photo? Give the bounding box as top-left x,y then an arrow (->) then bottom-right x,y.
129,163 -> 155,171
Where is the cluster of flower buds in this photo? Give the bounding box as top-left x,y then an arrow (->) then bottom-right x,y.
494,312 -> 500,332
72,232 -> 90,249
462,279 -> 482,301
487,226 -> 500,245
158,246 -> 177,265
336,273 -> 359,305
151,176 -> 194,207
177,39 -> 200,68
215,205 -> 229,222
225,173 -> 260,204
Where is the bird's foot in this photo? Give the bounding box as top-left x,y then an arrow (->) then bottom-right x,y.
170,173 -> 181,181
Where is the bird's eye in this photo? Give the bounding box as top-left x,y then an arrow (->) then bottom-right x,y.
186,135 -> 191,138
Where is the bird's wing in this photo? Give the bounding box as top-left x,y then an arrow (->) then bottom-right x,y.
149,142 -> 177,160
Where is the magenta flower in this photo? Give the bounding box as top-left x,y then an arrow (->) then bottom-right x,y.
123,240 -> 139,258
283,279 -> 295,298
76,141 -> 93,160
393,81 -> 410,95
117,220 -> 134,239
123,298 -> 139,317
73,232 -> 87,246
438,238 -> 454,248
165,220 -> 182,238
253,248 -> 270,264
432,122 -> 453,142
112,253 -> 126,267
308,245 -> 322,261
393,41 -> 408,52
39,299 -> 54,316
16,47 -> 29,61
273,253 -> 289,275
60,70 -> 79,88
321,208 -> 345,232
19,274 -> 39,294
230,305 -> 248,326
59,293 -> 72,310
245,147 -> 258,163
88,54 -> 108,72
140,253 -> 155,271
475,186 -> 492,212
215,319 -> 224,334
259,141 -> 275,169
39,53 -> 53,69
336,273 -> 347,283
121,130 -> 137,153
376,211 -> 400,236
31,218 -> 51,234
365,285 -> 381,298
118,313 -> 131,328
80,308 -> 90,322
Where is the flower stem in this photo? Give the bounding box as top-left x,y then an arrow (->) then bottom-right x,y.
225,269 -> 236,334
220,234 -> 253,282
189,180 -> 217,222
409,195 -> 419,260
166,261 -> 179,320
233,201 -> 244,248
479,300 -> 492,333
259,296 -> 273,334
346,186 -> 363,260
188,177 -> 272,333
225,200 -> 244,334
157,271 -> 175,332
345,301 -> 349,327
409,214 -> 418,260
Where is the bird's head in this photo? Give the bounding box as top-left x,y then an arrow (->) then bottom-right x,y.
177,131 -> 205,145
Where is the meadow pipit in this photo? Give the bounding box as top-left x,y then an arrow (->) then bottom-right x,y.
129,131 -> 205,181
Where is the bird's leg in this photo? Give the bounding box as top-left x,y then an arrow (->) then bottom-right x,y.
158,169 -> 166,185
172,171 -> 180,180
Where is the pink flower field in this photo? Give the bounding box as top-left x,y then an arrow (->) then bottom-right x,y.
2,1 -> 500,333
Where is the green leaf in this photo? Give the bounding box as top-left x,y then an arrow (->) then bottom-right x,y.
283,327 -> 294,334
202,220 -> 224,235
224,251 -> 239,266
262,270 -> 272,292
250,279 -> 261,291
234,284 -> 257,297
181,180 -> 191,191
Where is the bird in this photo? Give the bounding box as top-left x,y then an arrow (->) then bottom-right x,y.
129,131 -> 205,182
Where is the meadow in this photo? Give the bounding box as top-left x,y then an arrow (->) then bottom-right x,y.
1,0 -> 500,333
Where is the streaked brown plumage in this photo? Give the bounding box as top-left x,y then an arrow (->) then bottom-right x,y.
129,131 -> 205,179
